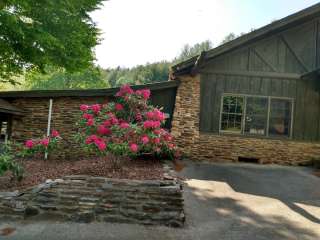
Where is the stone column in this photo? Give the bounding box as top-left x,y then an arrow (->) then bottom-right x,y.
171,74 -> 201,158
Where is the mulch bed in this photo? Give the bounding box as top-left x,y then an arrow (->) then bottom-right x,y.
0,158 -> 164,191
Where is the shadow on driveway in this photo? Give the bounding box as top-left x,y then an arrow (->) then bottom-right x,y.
179,161 -> 320,240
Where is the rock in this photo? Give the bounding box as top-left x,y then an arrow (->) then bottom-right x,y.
25,206 -> 39,217
71,211 -> 95,223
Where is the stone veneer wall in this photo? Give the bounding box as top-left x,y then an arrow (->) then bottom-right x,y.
171,74 -> 320,165
10,96 -> 110,159
0,175 -> 184,227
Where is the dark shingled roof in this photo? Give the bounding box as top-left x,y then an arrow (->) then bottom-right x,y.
0,81 -> 180,98
171,2 -> 320,76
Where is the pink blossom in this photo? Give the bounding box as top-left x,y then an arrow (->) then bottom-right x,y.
51,129 -> 60,138
83,113 -> 93,120
153,109 -> 165,121
95,139 -> 106,151
130,143 -> 138,153
115,103 -> 124,111
110,116 -> 119,125
97,125 -> 111,135
40,138 -> 50,147
91,104 -> 101,114
154,138 -> 161,144
25,140 -> 34,149
164,134 -> 173,141
103,120 -> 112,127
136,89 -> 150,100
85,135 -> 98,144
86,118 -> 94,126
116,84 -> 134,97
168,143 -> 175,149
143,120 -> 161,129
153,129 -> 161,135
120,122 -> 130,129
146,111 -> 154,119
141,136 -> 149,144
135,113 -> 142,121
80,104 -> 89,111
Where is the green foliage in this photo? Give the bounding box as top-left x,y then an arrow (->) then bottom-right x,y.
0,0 -> 103,84
0,143 -> 24,181
103,61 -> 171,87
173,40 -> 213,63
24,66 -> 109,90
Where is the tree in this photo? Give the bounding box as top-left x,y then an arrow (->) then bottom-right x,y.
174,40 -> 213,62
24,66 -> 109,90
220,33 -> 237,45
0,0 -> 104,84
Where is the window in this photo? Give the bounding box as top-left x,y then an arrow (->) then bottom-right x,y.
244,97 -> 268,136
221,96 -> 244,133
269,99 -> 292,137
220,94 -> 293,138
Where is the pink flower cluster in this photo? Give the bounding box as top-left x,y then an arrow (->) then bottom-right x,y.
115,84 -> 134,97
145,109 -> 165,121
77,84 -> 180,159
24,130 -> 60,150
143,120 -> 161,129
85,135 -> 106,151
116,84 -> 151,101
80,104 -> 101,114
135,89 -> 151,100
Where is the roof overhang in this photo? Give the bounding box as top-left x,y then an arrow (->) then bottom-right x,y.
0,81 -> 180,99
0,99 -> 25,115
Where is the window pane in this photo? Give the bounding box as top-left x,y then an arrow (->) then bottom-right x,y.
269,99 -> 292,137
220,96 -> 244,133
244,97 -> 268,136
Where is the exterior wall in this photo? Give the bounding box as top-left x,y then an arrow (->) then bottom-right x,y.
171,74 -> 320,165
6,85 -> 177,160
199,72 -> 320,141
10,96 -> 110,159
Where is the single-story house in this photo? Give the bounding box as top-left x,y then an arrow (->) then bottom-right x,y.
170,3 -> 320,165
0,81 -> 178,159
1,4 -> 320,165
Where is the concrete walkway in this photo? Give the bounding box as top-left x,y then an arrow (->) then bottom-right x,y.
1,161 -> 320,240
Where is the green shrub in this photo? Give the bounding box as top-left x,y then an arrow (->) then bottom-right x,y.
0,143 -> 24,181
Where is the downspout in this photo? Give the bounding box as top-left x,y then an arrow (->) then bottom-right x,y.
45,99 -> 53,160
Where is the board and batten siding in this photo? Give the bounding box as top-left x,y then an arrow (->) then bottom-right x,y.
198,16 -> 320,142
199,72 -> 320,142
204,18 -> 320,73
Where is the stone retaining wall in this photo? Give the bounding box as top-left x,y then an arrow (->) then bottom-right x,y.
0,176 -> 184,227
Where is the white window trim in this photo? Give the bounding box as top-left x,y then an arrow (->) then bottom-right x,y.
219,93 -> 294,139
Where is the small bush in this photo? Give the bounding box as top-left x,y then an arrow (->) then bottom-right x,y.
0,143 -> 24,181
22,130 -> 62,158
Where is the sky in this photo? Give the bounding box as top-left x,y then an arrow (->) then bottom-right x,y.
90,0 -> 320,69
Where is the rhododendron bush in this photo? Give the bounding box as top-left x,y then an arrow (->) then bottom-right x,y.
76,84 -> 180,160
22,130 -> 62,157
